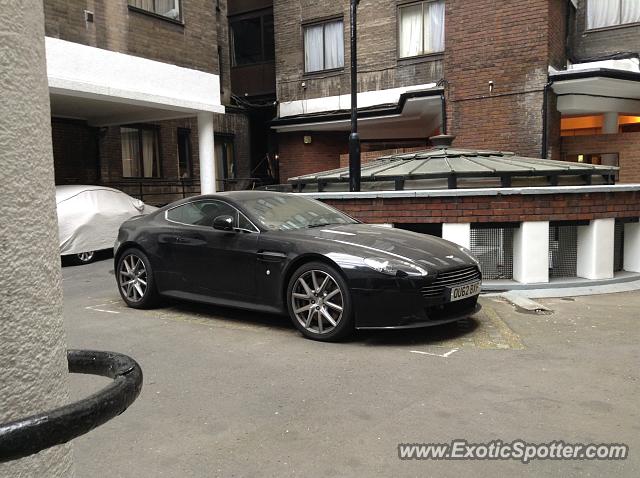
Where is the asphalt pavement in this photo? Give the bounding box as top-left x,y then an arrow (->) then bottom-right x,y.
61,258 -> 639,477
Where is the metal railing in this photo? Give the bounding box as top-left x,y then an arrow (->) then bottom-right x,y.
0,350 -> 143,463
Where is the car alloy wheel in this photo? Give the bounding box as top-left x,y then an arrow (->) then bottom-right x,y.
291,269 -> 344,335
76,251 -> 95,263
118,253 -> 148,303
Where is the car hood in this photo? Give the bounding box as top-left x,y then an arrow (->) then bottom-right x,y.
283,223 -> 477,271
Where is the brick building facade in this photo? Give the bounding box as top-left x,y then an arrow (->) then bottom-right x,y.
45,0 -> 252,204
271,0 -> 640,185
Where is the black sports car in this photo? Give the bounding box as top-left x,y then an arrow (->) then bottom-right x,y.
114,191 -> 482,341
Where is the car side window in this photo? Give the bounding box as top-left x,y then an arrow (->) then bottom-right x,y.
167,200 -> 237,227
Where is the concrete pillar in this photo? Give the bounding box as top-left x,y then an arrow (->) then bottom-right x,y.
602,112 -> 619,134
198,112 -> 216,194
577,218 -> 615,280
623,222 -> 640,273
513,221 -> 549,284
442,223 -> 470,249
0,1 -> 75,476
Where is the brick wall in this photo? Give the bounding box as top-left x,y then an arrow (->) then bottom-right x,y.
321,191 -> 640,225
561,132 -> 640,184
444,0 -> 565,159
51,118 -> 98,184
273,0 -> 443,103
278,132 -> 349,181
569,0 -> 640,61
44,0 -> 220,74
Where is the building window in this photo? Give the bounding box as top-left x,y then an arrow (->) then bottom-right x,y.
230,11 -> 275,66
177,128 -> 192,179
587,0 -> 640,29
304,19 -> 344,73
128,0 -> 182,22
215,136 -> 236,191
398,0 -> 445,58
121,126 -> 161,178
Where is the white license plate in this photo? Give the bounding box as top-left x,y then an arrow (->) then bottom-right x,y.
447,281 -> 481,302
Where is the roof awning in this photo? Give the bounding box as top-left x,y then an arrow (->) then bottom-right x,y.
288,135 -> 618,192
46,37 -> 224,126
271,88 -> 443,140
550,68 -> 640,115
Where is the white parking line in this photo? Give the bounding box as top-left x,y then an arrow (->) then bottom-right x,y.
410,348 -> 459,358
85,304 -> 120,314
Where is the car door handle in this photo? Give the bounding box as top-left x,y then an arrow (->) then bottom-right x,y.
257,251 -> 286,262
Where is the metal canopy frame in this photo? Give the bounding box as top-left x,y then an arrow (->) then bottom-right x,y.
288,144 -> 619,192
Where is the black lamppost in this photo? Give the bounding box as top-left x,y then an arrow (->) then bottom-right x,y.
348,0 -> 361,192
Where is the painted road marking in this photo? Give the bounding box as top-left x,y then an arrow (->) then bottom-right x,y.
410,348 -> 459,358
85,303 -> 120,314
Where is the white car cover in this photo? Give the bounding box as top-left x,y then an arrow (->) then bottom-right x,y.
56,185 -> 157,256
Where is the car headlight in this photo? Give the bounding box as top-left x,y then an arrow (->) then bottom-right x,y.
363,257 -> 428,277
459,246 -> 480,265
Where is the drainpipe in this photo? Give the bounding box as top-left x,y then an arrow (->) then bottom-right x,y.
541,80 -> 553,159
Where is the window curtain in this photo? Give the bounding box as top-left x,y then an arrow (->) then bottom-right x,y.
305,24 -> 324,72
424,0 -> 445,53
324,21 -> 344,70
130,0 -> 154,12
121,128 -> 140,177
156,0 -> 180,19
141,130 -> 157,178
399,4 -> 423,58
587,0 -> 620,28
622,0 -> 640,24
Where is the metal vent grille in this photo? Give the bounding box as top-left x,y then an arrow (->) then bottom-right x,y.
614,221 -> 625,272
421,266 -> 481,300
470,225 -> 516,280
549,224 -> 578,278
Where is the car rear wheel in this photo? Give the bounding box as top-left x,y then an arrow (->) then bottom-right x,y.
74,251 -> 96,264
287,261 -> 354,342
116,248 -> 159,309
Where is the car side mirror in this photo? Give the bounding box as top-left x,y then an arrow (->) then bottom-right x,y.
213,215 -> 235,231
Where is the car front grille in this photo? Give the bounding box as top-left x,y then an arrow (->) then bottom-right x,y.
420,266 -> 481,301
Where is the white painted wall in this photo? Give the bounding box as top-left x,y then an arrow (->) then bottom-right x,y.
513,222 -> 550,284
46,37 -> 224,114
442,223 -> 471,249
278,83 -> 437,118
0,3 -> 74,476
623,222 -> 640,273
577,218 -> 615,280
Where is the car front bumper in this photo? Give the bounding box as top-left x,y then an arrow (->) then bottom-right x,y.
350,278 -> 481,329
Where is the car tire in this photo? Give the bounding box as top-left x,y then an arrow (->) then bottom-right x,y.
73,251 -> 96,265
116,248 -> 159,309
286,261 -> 354,342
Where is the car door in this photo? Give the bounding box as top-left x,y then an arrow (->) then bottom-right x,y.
165,199 -> 259,301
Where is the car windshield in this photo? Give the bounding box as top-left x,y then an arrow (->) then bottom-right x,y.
237,194 -> 357,231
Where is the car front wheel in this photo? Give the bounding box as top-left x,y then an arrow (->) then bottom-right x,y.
116,248 -> 159,309
287,261 -> 354,342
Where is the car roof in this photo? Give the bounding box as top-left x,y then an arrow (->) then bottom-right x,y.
55,185 -> 126,204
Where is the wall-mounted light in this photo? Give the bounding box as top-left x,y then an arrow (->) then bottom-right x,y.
303,135 -> 312,144
488,80 -> 494,94
301,81 -> 307,89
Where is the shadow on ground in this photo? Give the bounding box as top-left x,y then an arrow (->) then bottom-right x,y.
157,298 -> 481,346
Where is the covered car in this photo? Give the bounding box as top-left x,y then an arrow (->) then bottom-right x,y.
56,185 -> 157,264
